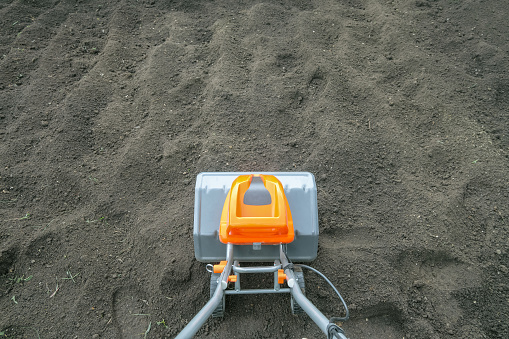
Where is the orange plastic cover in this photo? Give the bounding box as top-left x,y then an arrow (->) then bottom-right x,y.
219,174 -> 294,245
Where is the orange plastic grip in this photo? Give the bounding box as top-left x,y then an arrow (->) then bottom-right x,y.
219,174 -> 294,245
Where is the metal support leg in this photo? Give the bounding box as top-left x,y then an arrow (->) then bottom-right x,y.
175,244 -> 234,339
279,246 -> 348,339
274,260 -> 281,291
234,260 -> 240,292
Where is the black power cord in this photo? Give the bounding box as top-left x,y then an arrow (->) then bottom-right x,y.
282,251 -> 350,324
292,263 -> 349,322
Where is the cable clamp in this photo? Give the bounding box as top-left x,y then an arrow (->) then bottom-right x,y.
283,263 -> 294,270
327,323 -> 346,339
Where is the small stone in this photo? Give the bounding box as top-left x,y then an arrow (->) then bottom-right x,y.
495,249 -> 502,255
41,120 -> 49,127
413,280 -> 425,288
112,273 -> 118,279
92,334 -> 99,339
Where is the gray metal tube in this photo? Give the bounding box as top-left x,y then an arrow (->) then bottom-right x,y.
225,288 -> 291,295
291,284 -> 347,339
233,265 -> 281,273
176,244 -> 234,339
279,246 -> 347,339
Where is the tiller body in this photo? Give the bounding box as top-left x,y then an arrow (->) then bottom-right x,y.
176,172 -> 348,339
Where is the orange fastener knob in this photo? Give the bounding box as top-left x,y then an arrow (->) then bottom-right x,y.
278,269 -> 287,284
213,261 -> 228,274
228,275 -> 237,283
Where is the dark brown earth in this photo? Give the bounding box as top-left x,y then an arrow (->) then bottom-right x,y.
1,0 -> 508,338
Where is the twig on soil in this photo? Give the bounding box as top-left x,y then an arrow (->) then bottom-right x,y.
31,218 -> 55,231
62,270 -> 80,283
19,212 -> 30,220
144,322 -> 151,339
17,25 -> 30,37
49,278 -> 59,298
4,212 -> 31,221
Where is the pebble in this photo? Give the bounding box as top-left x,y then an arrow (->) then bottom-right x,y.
413,280 -> 425,288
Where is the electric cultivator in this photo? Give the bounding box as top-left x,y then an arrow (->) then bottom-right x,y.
176,173 -> 349,338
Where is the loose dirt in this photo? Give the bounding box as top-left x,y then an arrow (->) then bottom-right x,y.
1,0 -> 508,338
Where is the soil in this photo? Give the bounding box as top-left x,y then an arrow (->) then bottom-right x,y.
1,0 -> 508,338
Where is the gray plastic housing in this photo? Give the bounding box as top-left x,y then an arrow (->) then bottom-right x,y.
193,172 -> 319,262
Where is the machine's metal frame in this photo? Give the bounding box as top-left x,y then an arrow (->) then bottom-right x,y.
176,244 -> 347,339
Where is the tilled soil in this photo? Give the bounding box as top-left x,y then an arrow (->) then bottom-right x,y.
1,0 -> 508,338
